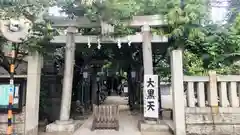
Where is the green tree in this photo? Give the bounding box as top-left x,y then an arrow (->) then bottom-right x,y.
52,0 -> 240,76
57,0 -> 209,77
0,1 -> 57,73
226,0 -> 240,23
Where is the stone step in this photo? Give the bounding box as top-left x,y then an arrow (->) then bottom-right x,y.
141,131 -> 173,135
38,131 -> 72,135
45,120 -> 84,133
138,120 -> 173,134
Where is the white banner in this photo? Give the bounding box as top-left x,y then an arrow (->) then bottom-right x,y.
143,75 -> 159,118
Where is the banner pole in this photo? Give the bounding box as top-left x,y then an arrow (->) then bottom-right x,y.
7,43 -> 16,135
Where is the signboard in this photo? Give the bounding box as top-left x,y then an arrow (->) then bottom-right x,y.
0,85 -> 20,108
143,75 -> 159,118
0,85 -> 9,105
123,87 -> 128,93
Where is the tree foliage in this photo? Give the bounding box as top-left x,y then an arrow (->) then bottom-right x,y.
0,0 -> 57,73
226,0 -> 240,23
57,0 -> 240,77
1,0 -> 240,77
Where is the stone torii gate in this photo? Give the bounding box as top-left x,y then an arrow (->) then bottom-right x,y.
45,15 -> 169,133
0,3 -> 186,132
0,14 -> 186,135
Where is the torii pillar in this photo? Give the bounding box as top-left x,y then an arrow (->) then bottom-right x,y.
142,24 -> 153,75
141,24 -> 156,123
46,26 -> 82,133
59,26 -> 77,122
137,17 -> 170,134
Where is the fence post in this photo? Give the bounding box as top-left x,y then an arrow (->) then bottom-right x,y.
208,71 -> 218,107
229,82 -> 238,107
171,49 -> 186,135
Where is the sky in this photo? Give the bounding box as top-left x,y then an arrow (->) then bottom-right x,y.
49,6 -> 67,16
211,0 -> 228,23
212,8 -> 227,22
48,2 -> 228,23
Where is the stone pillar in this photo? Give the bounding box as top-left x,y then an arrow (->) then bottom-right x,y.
25,52 -> 43,135
59,26 -> 77,122
170,49 -> 186,135
208,71 -> 218,106
142,24 -> 155,122
46,27 -> 82,133
141,24 -> 153,75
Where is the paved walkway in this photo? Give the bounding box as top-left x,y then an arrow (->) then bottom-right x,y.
73,96 -> 141,135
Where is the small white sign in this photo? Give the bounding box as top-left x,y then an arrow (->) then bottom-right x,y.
13,98 -> 18,104
14,85 -> 19,97
143,75 -> 159,118
124,87 -> 128,93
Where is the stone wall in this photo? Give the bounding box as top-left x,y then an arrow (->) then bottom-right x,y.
186,107 -> 240,135
0,106 -> 25,134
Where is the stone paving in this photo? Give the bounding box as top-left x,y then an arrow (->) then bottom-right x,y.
39,95 -> 174,135
39,96 -> 147,135
73,96 -> 142,135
